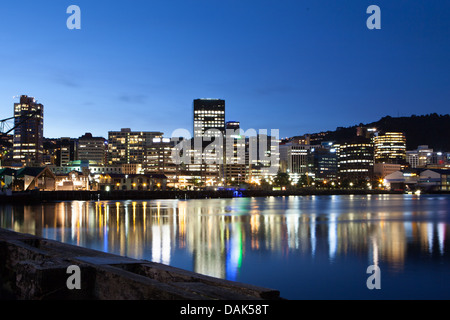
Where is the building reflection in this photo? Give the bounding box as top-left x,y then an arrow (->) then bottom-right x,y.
0,195 -> 449,280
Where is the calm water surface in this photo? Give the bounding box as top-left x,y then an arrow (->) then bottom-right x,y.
1,194 -> 449,299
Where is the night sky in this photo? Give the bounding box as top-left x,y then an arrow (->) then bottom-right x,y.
0,0 -> 449,139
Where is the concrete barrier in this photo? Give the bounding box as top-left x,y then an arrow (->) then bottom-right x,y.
0,228 -> 282,300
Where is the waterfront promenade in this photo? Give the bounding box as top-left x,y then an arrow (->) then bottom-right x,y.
0,188 -> 404,203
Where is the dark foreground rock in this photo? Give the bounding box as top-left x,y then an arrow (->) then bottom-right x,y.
0,228 -> 281,300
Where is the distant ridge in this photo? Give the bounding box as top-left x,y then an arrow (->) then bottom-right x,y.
315,114 -> 450,151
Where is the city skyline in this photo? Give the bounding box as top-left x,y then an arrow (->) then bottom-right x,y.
1,1 -> 450,139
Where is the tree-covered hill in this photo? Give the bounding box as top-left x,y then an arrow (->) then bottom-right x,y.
320,114 -> 450,151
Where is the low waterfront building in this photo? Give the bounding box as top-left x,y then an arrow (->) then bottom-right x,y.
373,163 -> 406,180
55,170 -> 90,191
96,173 -> 167,191
49,160 -> 122,176
121,163 -> 143,174
384,168 -> 450,191
0,168 -> 15,190
384,170 -> 419,191
12,167 -> 56,191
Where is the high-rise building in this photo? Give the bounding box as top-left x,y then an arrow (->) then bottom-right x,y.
107,128 -> 163,165
246,133 -> 280,183
193,99 -> 225,138
279,144 -> 311,175
13,95 -> 44,166
373,132 -> 406,164
338,137 -> 374,183
223,121 -> 246,184
78,133 -> 106,165
57,137 -> 78,166
309,146 -> 338,182
145,137 -> 178,185
188,99 -> 226,185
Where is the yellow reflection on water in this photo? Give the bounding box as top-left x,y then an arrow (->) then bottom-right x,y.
1,196 -> 449,280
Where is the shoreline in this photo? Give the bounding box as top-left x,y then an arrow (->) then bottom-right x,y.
1,189 -> 448,204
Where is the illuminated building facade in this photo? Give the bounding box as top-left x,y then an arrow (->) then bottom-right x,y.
223,121 -> 246,184
0,133 -> 14,166
406,145 -> 449,169
193,99 -> 225,138
78,133 -> 106,165
107,128 -> 163,165
279,144 -> 311,175
246,133 -> 280,183
57,137 -> 77,166
338,138 -> 374,183
13,95 -> 44,166
145,137 -> 179,186
309,146 -> 338,182
189,99 -> 226,185
373,132 -> 406,164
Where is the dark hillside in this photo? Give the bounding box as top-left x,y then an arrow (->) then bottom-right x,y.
321,114 -> 450,151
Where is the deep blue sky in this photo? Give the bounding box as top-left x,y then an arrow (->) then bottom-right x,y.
1,0 -> 449,139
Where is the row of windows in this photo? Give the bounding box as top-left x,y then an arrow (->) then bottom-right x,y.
340,169 -> 370,172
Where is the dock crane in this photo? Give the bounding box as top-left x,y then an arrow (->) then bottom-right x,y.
1,109 -> 42,135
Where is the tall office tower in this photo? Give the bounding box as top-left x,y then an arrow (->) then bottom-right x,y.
107,128 -> 163,165
223,121 -> 246,184
13,95 -> 44,166
246,133 -> 280,183
190,99 -> 225,185
78,133 -> 106,165
308,146 -> 338,182
338,137 -> 374,183
145,137 -> 178,185
193,99 -> 225,138
279,144 -> 311,175
373,132 -> 406,164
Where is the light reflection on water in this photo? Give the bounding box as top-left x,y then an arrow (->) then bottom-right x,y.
1,194 -> 449,299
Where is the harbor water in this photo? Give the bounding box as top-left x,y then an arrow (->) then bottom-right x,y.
1,194 -> 449,299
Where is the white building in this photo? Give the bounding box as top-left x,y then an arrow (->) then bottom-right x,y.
406,145 -> 434,168
384,169 -> 450,191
